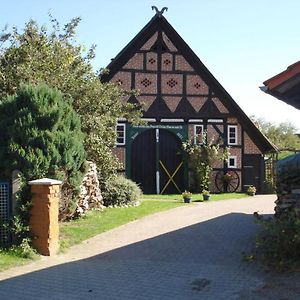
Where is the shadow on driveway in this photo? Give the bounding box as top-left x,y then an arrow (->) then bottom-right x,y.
0,213 -> 273,299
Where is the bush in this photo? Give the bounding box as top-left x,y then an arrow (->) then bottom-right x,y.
0,84 -> 86,242
253,211 -> 300,270
102,176 -> 142,207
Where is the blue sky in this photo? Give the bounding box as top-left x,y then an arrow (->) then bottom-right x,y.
1,0 -> 300,130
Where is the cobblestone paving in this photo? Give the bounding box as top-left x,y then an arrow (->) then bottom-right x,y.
2,195 -> 298,299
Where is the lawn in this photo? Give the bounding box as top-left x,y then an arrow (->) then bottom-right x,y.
59,199 -> 184,250
1,192 -> 248,271
142,192 -> 249,202
0,248 -> 35,272
60,192 -> 249,249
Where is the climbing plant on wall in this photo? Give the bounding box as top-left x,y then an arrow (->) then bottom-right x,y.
182,132 -> 229,192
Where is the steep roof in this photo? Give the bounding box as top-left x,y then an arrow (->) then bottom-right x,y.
262,61 -> 300,110
101,13 -> 276,153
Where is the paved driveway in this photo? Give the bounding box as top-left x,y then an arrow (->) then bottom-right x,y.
1,195 -> 299,299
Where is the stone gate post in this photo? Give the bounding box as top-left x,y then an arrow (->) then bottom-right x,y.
29,178 -> 62,256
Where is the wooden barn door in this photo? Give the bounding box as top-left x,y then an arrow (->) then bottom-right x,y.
131,129 -> 184,194
159,130 -> 184,194
243,154 -> 264,193
131,129 -> 156,194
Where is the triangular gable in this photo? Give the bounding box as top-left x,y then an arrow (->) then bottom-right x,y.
101,14 -> 276,153
174,97 -> 196,116
145,97 -> 171,117
198,99 -> 223,118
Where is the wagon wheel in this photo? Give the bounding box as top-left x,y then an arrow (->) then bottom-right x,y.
215,170 -> 240,193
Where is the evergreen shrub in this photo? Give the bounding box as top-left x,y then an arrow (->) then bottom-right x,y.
0,84 -> 86,226
102,176 -> 142,207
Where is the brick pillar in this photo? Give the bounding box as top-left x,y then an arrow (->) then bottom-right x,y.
29,178 -> 62,256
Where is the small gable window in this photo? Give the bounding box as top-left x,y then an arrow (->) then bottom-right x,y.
116,124 -> 126,146
194,125 -> 203,144
228,125 -> 238,145
228,156 -> 237,168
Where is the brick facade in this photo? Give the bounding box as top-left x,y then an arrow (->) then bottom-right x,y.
141,33 -> 158,50
187,97 -> 207,112
146,53 -> 158,71
112,147 -> 126,169
164,96 -> 182,112
244,132 -> 262,154
161,53 -> 173,71
213,97 -> 229,113
186,75 -> 209,95
123,53 -> 144,70
104,13 -> 274,194
175,55 -> 193,71
162,32 -> 178,51
136,73 -> 158,94
111,71 -> 131,91
136,96 -> 156,111
161,74 -> 183,94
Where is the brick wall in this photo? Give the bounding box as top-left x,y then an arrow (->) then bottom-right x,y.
136,72 -> 157,94
123,53 -> 144,69
162,32 -> 178,51
187,97 -> 207,112
161,74 -> 183,94
186,75 -> 209,95
111,71 -> 131,91
112,147 -> 126,169
229,147 -> 242,169
164,96 -> 181,112
29,179 -> 61,256
146,53 -> 158,71
212,97 -> 229,113
141,33 -> 158,50
136,96 -> 156,111
244,132 -> 262,154
161,53 -> 173,71
175,55 -> 193,71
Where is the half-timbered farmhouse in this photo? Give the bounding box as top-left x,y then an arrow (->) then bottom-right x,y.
101,8 -> 276,194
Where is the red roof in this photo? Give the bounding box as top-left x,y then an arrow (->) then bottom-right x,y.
262,61 -> 300,110
263,61 -> 300,90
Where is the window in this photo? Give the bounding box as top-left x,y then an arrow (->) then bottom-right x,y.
228,125 -> 238,145
116,124 -> 126,145
228,156 -> 237,168
194,125 -> 203,144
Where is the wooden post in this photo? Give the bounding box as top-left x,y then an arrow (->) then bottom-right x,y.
29,178 -> 62,256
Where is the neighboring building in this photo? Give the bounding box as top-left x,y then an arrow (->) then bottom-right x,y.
101,8 -> 276,194
261,61 -> 300,110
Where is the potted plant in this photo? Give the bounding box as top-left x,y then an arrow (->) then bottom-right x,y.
222,171 -> 234,183
202,190 -> 210,201
247,185 -> 256,196
182,191 -> 192,203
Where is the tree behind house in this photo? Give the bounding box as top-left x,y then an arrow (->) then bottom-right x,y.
0,16 -> 142,183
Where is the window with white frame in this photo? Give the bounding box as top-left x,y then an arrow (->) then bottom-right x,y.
194,124 -> 204,144
228,156 -> 237,168
228,125 -> 238,145
116,124 -> 126,145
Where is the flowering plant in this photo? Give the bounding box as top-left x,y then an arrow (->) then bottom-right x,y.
202,189 -> 210,195
222,171 -> 235,182
247,185 -> 256,195
182,191 -> 192,198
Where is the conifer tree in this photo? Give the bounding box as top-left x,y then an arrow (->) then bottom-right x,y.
0,84 -> 86,219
